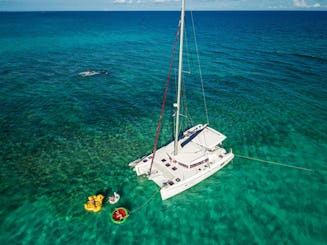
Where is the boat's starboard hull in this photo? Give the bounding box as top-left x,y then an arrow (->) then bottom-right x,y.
160,152 -> 234,200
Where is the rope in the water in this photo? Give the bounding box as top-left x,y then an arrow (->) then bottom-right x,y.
129,189 -> 160,215
234,154 -> 314,172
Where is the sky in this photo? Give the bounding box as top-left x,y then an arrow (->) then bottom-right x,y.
0,0 -> 327,11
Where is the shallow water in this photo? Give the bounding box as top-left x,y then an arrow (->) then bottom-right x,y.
0,11 -> 326,244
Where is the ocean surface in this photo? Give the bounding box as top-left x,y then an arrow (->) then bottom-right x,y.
0,11 -> 326,244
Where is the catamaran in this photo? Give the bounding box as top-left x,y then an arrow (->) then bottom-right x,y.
129,0 -> 234,200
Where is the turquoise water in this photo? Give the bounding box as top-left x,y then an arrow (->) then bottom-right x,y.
1,11 -> 326,244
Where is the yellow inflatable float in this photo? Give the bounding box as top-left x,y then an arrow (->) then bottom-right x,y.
84,194 -> 104,212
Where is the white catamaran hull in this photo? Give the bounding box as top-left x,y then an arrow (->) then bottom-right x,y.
160,152 -> 234,200
129,125 -> 234,200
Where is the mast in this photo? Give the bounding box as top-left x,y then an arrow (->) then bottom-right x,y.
174,0 -> 185,156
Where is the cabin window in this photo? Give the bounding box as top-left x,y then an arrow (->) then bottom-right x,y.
178,162 -> 188,168
190,158 -> 209,168
161,158 -> 167,162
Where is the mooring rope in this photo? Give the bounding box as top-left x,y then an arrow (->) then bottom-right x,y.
125,154 -> 315,218
129,189 -> 160,215
234,154 -> 314,172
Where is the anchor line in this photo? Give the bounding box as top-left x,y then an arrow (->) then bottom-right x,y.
129,189 -> 160,215
234,154 -> 314,172
126,155 -> 316,217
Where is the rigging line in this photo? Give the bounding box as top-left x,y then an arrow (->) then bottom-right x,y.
149,22 -> 181,175
129,189 -> 160,215
234,154 -> 314,172
182,27 -> 194,128
183,22 -> 192,74
190,11 -> 209,125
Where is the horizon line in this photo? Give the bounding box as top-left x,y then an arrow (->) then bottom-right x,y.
1,9 -> 327,12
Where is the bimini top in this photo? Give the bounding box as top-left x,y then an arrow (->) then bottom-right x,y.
191,126 -> 226,150
181,125 -> 226,151
167,125 -> 227,167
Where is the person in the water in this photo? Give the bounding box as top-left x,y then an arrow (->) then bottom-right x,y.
79,70 -> 110,77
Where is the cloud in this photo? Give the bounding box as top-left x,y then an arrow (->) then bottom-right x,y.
114,0 -> 178,3
154,0 -> 179,2
293,0 -> 321,8
312,3 -> 321,7
114,0 -> 136,3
